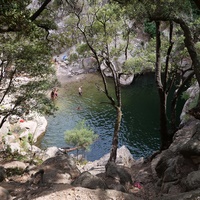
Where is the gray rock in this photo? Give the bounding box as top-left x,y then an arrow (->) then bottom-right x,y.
82,57 -> 98,72
180,82 -> 199,125
184,170 -> 200,191
155,150 -> 176,178
120,74 -> 134,85
105,161 -> 132,186
0,186 -> 12,200
71,171 -> 107,189
180,123 -> 200,157
39,155 -> 80,184
0,167 -> 6,182
97,145 -> 135,167
107,183 -> 126,192
43,146 -> 59,160
156,188 -> 200,200
3,161 -> 28,170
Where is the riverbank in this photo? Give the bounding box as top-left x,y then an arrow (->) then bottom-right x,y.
1,60 -> 200,199
1,116 -> 200,200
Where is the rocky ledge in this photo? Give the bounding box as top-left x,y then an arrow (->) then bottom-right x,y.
0,145 -> 145,200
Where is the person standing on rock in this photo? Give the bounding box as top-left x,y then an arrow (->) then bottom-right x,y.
51,88 -> 58,99
78,86 -> 82,96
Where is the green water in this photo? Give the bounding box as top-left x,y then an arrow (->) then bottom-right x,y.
41,73 -> 161,161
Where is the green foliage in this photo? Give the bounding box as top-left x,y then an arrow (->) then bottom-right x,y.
69,53 -> 79,62
123,57 -> 139,74
68,2 -> 127,58
0,1 -> 58,127
126,38 -> 156,74
195,42 -> 200,54
20,136 -> 29,151
28,133 -> 34,145
144,20 -> 156,38
64,120 -> 98,151
76,43 -> 91,57
188,96 -> 198,110
6,167 -> 24,177
190,0 -> 200,19
182,90 -> 199,110
181,91 -> 190,101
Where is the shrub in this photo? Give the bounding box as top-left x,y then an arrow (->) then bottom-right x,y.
64,120 -> 98,151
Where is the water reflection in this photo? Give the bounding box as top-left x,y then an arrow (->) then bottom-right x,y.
41,73 -> 161,161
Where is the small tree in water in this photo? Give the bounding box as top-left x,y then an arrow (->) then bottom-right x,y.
64,120 -> 98,159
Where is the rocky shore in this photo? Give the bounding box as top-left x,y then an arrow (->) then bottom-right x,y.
1,60 -> 200,199
1,116 -> 200,200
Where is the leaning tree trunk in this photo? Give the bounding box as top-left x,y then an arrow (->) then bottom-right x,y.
173,18 -> 200,115
109,106 -> 122,162
104,60 -> 122,163
170,71 -> 194,133
155,21 -> 169,150
75,8 -> 123,163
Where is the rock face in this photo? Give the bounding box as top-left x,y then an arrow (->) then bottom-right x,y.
0,112 -> 47,154
100,60 -> 135,85
39,154 -> 81,184
2,121 -> 200,200
152,119 -> 200,197
180,82 -> 199,125
79,145 -> 135,176
1,77 -> 200,199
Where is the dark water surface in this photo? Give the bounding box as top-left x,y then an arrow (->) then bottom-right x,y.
41,73 -> 161,161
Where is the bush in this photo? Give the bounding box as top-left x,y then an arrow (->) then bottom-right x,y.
64,120 -> 98,151
144,20 -> 156,38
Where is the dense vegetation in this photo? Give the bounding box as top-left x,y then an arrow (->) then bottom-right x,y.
1,0 -> 200,162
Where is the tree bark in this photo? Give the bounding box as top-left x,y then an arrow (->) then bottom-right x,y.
155,21 -> 169,150
173,18 -> 200,118
109,106 -> 122,162
170,71 -> 194,132
29,0 -> 52,21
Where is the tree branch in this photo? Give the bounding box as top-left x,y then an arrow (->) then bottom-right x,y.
29,0 -> 52,21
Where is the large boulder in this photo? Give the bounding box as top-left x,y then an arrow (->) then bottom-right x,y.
96,145 -> 135,168
19,113 -> 47,143
156,188 -> 200,200
79,145 -> 135,175
82,57 -> 98,73
179,123 -> 200,157
71,171 -> 107,189
0,187 -> 12,200
184,170 -> 200,191
180,82 -> 199,125
153,119 -> 200,195
37,155 -> 80,184
0,167 -> 6,182
120,74 -> 134,85
105,161 -> 133,186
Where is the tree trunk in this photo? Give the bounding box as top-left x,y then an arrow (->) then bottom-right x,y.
174,18 -> 200,118
109,106 -> 122,162
155,21 -> 169,150
170,71 -> 194,132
